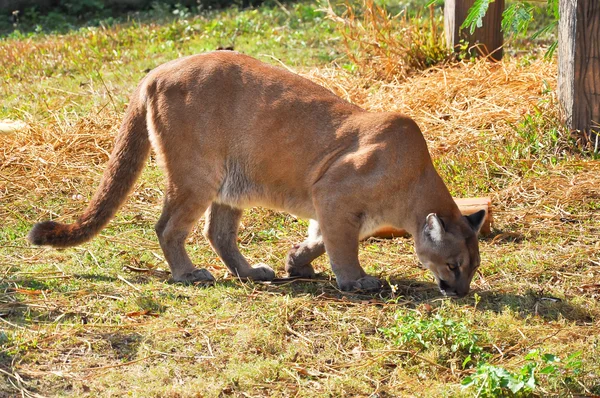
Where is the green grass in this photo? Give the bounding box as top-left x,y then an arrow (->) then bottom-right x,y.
1,2 -> 599,397
0,2 -> 340,120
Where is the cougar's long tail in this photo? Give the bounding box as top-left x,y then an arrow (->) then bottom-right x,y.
28,85 -> 151,248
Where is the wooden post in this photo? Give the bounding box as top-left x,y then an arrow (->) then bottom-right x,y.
558,0 -> 600,150
444,0 -> 505,61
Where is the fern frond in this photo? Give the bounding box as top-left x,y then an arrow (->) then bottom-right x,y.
461,0 -> 494,35
501,2 -> 535,35
531,19 -> 557,39
544,40 -> 558,60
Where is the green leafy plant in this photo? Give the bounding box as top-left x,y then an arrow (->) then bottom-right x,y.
462,0 -> 495,34
462,0 -> 559,58
461,350 -> 584,397
380,312 -> 486,366
506,111 -> 565,162
462,362 -> 537,396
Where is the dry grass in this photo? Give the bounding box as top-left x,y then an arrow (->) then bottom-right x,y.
307,57 -> 557,146
324,0 -> 450,81
1,5 -> 600,397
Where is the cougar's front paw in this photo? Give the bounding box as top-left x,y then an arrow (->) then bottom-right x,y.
285,245 -> 316,278
244,263 -> 276,281
286,264 -> 316,278
173,268 -> 216,284
338,276 -> 383,292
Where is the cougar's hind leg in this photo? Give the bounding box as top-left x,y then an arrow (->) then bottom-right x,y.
204,202 -> 275,281
155,185 -> 215,283
285,220 -> 325,278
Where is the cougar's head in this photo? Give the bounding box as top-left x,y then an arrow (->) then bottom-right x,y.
414,210 -> 486,298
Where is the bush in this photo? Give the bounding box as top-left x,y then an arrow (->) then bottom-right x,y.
2,0 -> 264,17
325,0 -> 450,81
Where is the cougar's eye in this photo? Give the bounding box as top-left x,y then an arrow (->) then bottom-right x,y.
447,262 -> 459,270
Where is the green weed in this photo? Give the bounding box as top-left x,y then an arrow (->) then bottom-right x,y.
380,310 -> 488,368
462,350 -> 584,397
506,111 -> 567,163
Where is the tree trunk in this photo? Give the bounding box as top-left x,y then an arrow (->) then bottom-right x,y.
444,0 -> 505,61
558,0 -> 600,150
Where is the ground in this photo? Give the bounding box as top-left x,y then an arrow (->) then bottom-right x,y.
0,2 -> 599,397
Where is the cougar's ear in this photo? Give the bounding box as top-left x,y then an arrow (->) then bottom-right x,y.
425,213 -> 445,243
465,209 -> 486,234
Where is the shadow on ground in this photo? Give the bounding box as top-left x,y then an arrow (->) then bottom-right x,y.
3,267 -> 596,331
473,289 -> 596,323
212,274 -> 598,324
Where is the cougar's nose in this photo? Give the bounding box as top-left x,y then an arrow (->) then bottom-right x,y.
455,280 -> 472,298
438,280 -> 469,298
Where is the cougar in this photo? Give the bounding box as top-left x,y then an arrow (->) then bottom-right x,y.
28,51 -> 485,297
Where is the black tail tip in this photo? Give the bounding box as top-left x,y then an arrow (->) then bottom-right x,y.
27,221 -> 60,246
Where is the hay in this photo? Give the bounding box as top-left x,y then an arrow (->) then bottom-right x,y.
304,57 -> 559,152
0,111 -> 123,221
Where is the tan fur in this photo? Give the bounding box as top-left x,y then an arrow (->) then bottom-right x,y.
29,52 -> 485,295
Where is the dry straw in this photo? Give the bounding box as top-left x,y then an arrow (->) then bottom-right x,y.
324,0 -> 449,81
304,58 -> 558,150
0,112 -> 122,222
